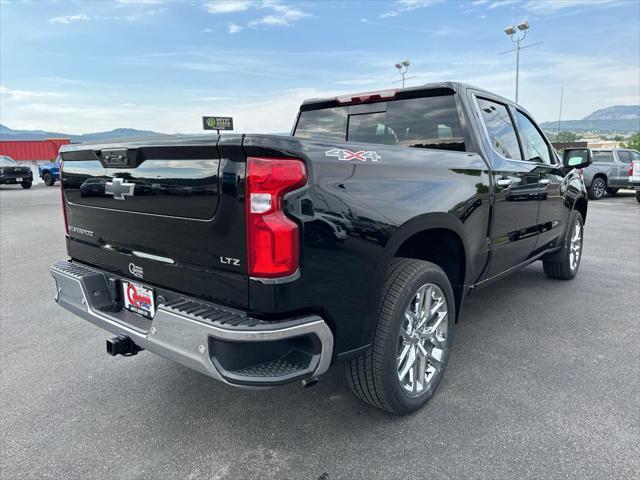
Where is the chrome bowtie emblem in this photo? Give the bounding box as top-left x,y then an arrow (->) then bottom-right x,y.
105,178 -> 135,200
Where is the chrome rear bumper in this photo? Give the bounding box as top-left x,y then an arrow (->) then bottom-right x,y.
50,260 -> 333,387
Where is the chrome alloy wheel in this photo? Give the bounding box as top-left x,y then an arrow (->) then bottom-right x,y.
592,178 -> 605,198
397,283 -> 448,396
569,220 -> 582,272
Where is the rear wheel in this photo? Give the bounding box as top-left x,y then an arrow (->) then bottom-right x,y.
606,187 -> 618,196
21,180 -> 32,189
588,177 -> 606,200
346,258 -> 455,415
43,172 -> 54,186
543,211 -> 583,280
636,190 -> 640,204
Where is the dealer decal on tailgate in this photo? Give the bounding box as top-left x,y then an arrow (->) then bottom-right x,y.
123,282 -> 155,318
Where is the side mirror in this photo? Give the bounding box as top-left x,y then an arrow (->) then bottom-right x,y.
563,148 -> 592,169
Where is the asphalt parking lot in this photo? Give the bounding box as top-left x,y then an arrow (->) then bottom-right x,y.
1,185 -> 638,480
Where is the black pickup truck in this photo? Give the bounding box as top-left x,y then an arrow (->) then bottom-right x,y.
51,82 -> 591,414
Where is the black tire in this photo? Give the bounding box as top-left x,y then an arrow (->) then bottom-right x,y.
588,177 -> 606,200
636,190 -> 640,204
606,187 -> 618,196
346,258 -> 455,415
21,181 -> 32,189
43,173 -> 54,186
543,211 -> 583,280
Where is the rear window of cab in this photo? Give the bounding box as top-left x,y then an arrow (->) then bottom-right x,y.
294,94 -> 466,152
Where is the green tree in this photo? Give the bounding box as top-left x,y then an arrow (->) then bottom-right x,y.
625,132 -> 640,150
550,131 -> 579,142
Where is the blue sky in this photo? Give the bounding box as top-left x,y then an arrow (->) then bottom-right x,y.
1,0 -> 638,134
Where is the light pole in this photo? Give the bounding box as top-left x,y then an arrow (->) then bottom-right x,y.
504,21 -> 530,104
394,59 -> 412,88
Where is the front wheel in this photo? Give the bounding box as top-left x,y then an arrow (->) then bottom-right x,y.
636,190 -> 640,204
588,177 -> 606,200
346,258 -> 455,415
21,181 -> 32,189
543,211 -> 583,280
43,173 -> 54,186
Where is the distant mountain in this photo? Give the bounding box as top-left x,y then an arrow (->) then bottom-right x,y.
540,105 -> 640,133
583,105 -> 639,121
0,124 -> 168,142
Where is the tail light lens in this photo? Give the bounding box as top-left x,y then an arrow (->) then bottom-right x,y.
630,163 -> 634,176
60,160 -> 68,235
246,157 -> 307,278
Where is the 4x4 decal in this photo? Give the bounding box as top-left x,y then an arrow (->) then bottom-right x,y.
325,148 -> 380,162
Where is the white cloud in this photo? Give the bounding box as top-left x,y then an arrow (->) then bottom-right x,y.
49,8 -> 166,25
380,0 -> 442,18
204,1 -> 310,31
146,8 -> 168,16
258,2 -> 309,25
396,0 -> 441,7
472,0 -> 623,12
0,85 -> 64,101
188,96 -> 236,102
49,14 -> 90,25
203,1 -> 253,14
523,0 -> 623,13
248,10 -> 306,27
488,0 -> 518,9
116,0 -> 166,3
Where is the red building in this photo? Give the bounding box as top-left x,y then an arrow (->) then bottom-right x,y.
0,139 -> 70,163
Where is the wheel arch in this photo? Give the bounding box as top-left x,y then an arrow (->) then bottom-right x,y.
592,172 -> 607,185
385,213 -> 469,321
574,196 -> 588,224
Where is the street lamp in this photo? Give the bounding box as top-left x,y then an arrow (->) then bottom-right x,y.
504,20 -> 530,103
395,59 -> 411,88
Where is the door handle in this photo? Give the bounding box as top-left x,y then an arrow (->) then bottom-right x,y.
538,178 -> 551,185
496,178 -> 512,187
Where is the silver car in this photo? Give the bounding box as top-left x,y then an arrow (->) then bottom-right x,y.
582,148 -> 640,200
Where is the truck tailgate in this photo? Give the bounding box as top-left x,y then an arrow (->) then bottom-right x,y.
60,136 -> 249,308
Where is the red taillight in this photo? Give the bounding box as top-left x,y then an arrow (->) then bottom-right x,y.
630,163 -> 634,176
60,160 -> 68,235
246,157 -> 307,278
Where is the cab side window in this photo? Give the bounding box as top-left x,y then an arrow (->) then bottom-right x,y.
617,150 -> 632,164
477,98 -> 522,160
515,110 -> 552,164
593,151 -> 615,163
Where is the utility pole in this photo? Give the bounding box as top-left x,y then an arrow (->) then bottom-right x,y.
557,86 -> 564,137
